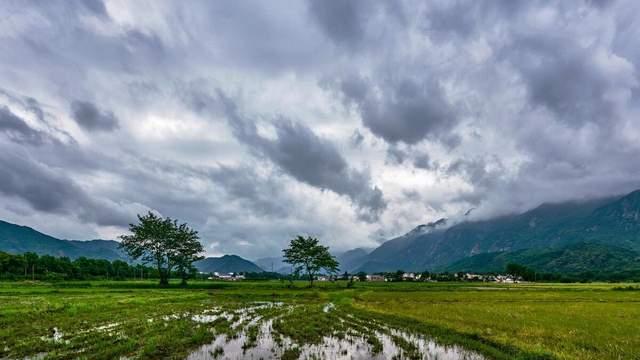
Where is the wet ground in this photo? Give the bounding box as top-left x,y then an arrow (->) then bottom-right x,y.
14,301 -> 484,360
185,302 -> 484,360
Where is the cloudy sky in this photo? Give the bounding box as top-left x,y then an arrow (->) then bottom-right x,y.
1,0 -> 640,259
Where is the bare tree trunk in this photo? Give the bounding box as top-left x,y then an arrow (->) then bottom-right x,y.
308,267 -> 314,288
157,259 -> 168,286
159,269 -> 169,286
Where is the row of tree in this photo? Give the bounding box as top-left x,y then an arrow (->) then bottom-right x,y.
0,251 -> 159,280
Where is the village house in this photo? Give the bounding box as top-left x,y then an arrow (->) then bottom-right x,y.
366,274 -> 385,282
402,272 -> 416,280
494,275 -> 519,283
464,273 -> 484,281
209,272 -> 245,281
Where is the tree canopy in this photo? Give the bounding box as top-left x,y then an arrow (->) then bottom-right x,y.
282,235 -> 339,287
0,251 -> 158,281
119,212 -> 203,286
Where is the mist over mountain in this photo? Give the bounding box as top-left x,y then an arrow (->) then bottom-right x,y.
353,190 -> 640,273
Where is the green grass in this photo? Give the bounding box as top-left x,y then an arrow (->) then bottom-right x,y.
0,280 -> 638,359
351,283 -> 640,360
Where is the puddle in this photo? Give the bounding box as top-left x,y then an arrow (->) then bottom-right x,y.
24,302 -> 484,360
23,352 -> 47,360
323,303 -> 335,313
92,322 -> 120,332
186,303 -> 485,360
39,327 -> 68,344
189,329 -> 484,360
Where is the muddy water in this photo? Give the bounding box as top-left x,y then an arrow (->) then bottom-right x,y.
187,303 -> 485,360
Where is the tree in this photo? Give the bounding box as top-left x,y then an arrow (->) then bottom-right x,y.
421,271 -> 431,281
24,252 -> 38,280
119,212 -> 203,286
506,263 -> 535,281
282,235 -> 339,287
172,221 -> 204,286
393,270 -> 405,282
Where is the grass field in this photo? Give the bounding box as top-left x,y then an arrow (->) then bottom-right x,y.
0,280 -> 638,359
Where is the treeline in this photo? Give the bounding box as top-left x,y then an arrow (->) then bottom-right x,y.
504,263 -> 640,283
0,251 -> 162,281
365,265 -> 640,283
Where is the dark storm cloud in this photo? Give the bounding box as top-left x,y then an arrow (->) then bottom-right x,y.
447,158 -> 490,186
336,75 -> 457,145
70,101 -> 119,131
422,0 -> 524,41
209,166 -> 291,217
307,0 -> 406,50
506,36 -> 627,127
413,154 -> 432,170
0,151 -> 129,226
219,92 -> 387,221
307,0 -> 365,47
0,106 -> 46,145
386,145 -> 408,165
1,89 -> 46,123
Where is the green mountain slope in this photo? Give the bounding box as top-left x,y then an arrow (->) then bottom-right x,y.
445,242 -> 640,275
1,220 -> 265,273
0,220 -> 126,260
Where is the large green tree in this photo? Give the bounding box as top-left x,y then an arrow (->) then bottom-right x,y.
282,235 -> 339,287
119,212 -> 203,286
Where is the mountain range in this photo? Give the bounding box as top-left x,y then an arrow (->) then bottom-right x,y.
0,220 -> 263,274
349,190 -> 640,274
0,220 -> 128,261
2,189 -> 639,277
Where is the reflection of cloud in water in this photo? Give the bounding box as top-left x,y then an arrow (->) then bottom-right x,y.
187,302 -> 485,360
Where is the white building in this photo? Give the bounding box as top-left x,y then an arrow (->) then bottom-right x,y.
366,274 -> 385,282
402,272 -> 416,280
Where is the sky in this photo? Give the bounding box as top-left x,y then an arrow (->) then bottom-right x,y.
1,0 -> 640,259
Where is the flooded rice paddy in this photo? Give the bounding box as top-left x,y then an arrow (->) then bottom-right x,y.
184,302 -> 484,360
12,301 -> 484,360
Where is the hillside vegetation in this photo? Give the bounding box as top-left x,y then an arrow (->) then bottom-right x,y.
446,242 -> 640,279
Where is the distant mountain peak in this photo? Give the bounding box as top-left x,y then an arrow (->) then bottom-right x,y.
195,255 -> 263,273
406,218 -> 447,237
0,220 -> 128,261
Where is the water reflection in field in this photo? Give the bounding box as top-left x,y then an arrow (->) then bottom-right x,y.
187,302 -> 484,360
